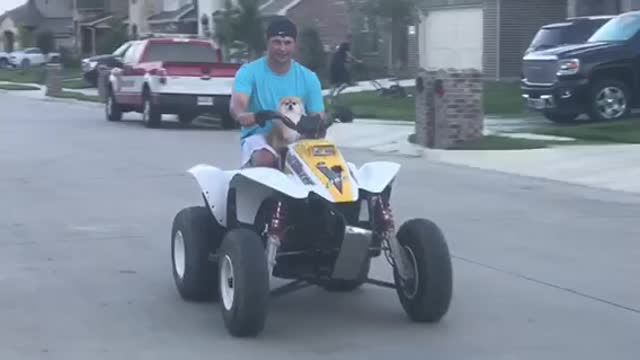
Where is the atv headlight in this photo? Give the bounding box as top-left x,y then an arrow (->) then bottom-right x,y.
557,59 -> 580,76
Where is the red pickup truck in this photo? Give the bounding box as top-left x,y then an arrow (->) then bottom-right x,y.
105,37 -> 241,129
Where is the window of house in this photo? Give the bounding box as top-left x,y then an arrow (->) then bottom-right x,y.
360,15 -> 379,53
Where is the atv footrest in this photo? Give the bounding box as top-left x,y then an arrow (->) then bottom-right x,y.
365,278 -> 397,289
270,280 -> 312,297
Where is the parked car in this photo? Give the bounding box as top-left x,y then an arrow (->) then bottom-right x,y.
81,41 -> 133,87
9,47 -> 60,68
521,11 -> 640,123
105,36 -> 240,129
525,15 -> 614,55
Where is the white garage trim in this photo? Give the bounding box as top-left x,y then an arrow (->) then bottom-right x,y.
418,6 -> 484,71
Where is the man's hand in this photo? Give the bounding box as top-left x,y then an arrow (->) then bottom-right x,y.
230,90 -> 256,127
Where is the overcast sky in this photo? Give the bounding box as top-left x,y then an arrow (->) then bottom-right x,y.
0,0 -> 27,15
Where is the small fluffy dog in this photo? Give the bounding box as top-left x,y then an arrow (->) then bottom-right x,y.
267,96 -> 305,150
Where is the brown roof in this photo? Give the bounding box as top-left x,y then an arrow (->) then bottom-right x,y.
2,0 -> 43,28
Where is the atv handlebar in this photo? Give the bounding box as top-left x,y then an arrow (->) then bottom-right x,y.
254,110 -> 338,138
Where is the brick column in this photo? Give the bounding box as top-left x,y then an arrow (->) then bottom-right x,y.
415,68 -> 484,149
45,63 -> 63,97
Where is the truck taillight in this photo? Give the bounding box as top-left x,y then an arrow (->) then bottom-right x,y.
158,68 -> 167,84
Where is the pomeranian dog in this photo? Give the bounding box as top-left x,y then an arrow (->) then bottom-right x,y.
267,96 -> 306,150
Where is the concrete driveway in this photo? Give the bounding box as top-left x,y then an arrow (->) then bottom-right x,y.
1,94 -> 639,359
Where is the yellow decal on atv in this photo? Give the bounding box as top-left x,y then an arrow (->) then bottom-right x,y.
293,140 -> 353,202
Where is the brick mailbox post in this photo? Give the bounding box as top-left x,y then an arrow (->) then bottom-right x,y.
414,68 -> 484,149
97,65 -> 111,103
45,63 -> 63,97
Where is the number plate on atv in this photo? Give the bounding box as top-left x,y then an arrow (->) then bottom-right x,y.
312,145 -> 336,157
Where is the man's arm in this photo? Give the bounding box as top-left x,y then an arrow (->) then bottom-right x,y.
229,65 -> 257,127
230,91 -> 256,127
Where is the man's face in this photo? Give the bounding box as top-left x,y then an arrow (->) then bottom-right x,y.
268,36 -> 296,64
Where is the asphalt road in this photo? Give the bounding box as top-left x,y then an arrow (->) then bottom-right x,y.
2,94 -> 639,360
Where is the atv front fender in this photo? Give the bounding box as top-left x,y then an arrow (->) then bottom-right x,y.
355,161 -> 401,194
188,164 -> 310,227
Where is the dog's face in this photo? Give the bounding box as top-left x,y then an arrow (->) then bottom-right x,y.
278,96 -> 305,123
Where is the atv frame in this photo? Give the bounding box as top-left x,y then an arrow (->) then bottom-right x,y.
171,112 -> 453,337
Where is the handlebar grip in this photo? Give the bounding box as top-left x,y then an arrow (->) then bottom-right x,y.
254,110 -> 279,127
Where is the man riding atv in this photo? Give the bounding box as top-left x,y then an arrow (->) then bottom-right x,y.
230,16 -> 325,168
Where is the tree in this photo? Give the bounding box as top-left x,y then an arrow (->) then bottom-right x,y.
36,30 -> 55,54
213,0 -> 266,60
297,27 -> 326,75
96,18 -> 129,55
359,0 -> 419,23
18,26 -> 34,48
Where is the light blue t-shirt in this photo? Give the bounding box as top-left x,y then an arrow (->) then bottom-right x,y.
232,57 -> 325,140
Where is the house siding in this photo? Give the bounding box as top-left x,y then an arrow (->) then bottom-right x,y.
35,0 -> 73,18
498,0 -> 567,79
568,0 -> 621,17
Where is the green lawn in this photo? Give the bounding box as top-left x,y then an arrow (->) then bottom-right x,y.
332,81 -> 523,122
0,83 -> 41,91
0,66 -> 83,85
532,119 -> 640,144
62,78 -> 93,89
50,90 -> 102,103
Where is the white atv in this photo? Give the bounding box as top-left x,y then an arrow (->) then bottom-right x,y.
170,111 -> 453,337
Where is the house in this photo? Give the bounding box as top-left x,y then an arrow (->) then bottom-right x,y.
73,0 -> 129,57
129,0 -> 161,39
0,0 -> 74,53
146,0 -> 198,35
414,0 -> 640,81
257,1 -> 413,79
241,0 -> 391,76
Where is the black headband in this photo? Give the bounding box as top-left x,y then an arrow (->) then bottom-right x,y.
266,17 -> 297,40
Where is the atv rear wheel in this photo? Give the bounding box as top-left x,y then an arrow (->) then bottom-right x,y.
218,228 -> 270,337
393,218 -> 452,322
171,206 -> 224,302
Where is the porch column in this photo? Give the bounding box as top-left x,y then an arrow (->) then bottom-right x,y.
91,27 -> 96,56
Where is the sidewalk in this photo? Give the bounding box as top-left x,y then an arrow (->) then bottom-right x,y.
327,121 -> 640,195
3,80 -> 639,195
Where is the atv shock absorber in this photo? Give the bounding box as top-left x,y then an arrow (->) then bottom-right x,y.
266,200 -> 287,274
372,195 -> 412,280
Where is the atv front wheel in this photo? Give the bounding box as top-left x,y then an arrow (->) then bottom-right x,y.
393,218 -> 452,322
171,206 -> 224,302
218,228 -> 270,337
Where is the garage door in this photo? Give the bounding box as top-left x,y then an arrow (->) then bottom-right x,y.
419,7 -> 484,70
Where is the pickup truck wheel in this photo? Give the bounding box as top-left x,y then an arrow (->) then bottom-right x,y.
106,90 -> 122,122
142,93 -> 162,128
589,80 -> 630,122
0,58 -> 8,68
178,112 -> 197,126
221,111 -> 238,129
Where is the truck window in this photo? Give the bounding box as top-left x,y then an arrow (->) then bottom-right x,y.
143,42 -> 219,63
588,13 -> 640,42
530,27 -> 568,49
